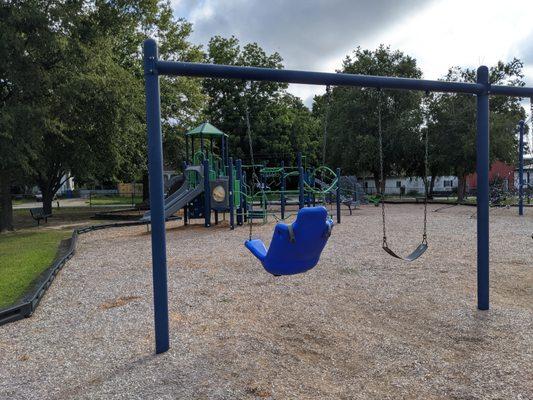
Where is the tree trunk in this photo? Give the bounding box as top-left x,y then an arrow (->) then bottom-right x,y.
372,172 -> 386,195
0,171 -> 14,232
457,175 -> 466,202
41,186 -> 54,215
142,171 -> 149,202
429,175 -> 436,199
373,175 -> 380,195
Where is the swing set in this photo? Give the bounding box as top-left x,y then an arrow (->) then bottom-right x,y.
143,39 -> 533,354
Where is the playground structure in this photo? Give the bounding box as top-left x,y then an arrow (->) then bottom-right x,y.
143,38 -> 533,354
142,122 -> 351,229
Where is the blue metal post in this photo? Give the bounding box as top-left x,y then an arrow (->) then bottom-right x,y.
236,159 -> 243,225
242,171 -> 248,222
229,157 -> 235,229
221,135 -> 226,173
336,167 -> 341,223
143,39 -> 169,354
518,120 -> 525,216
225,137 -> 230,172
297,152 -> 304,209
476,66 -> 490,311
203,159 -> 211,227
185,136 -> 189,164
309,172 -> 314,207
182,161 -> 188,226
280,161 -> 286,219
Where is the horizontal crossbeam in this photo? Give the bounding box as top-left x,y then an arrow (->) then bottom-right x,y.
156,61 -> 533,97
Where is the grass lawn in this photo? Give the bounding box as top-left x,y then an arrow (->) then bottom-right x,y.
86,195 -> 142,206
13,206 -> 112,230
0,229 -> 71,309
12,198 -> 36,205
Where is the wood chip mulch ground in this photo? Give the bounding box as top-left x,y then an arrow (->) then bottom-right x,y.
0,204 -> 531,399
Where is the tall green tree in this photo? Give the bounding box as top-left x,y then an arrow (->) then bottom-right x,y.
316,46 -> 424,191
426,59 -> 526,200
0,0 -> 58,230
202,36 -> 319,165
0,0 -> 205,220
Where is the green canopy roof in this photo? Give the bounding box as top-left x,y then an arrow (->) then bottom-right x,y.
186,122 -> 228,137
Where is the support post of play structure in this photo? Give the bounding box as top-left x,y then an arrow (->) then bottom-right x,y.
185,136 -> 189,164
242,171 -> 248,222
221,134 -> 226,174
298,152 -> 304,209
236,159 -> 243,225
143,39 -> 169,354
229,157 -> 235,229
336,167 -> 341,224
309,172 -> 314,207
225,138 -> 230,172
280,161 -> 286,220
182,161 -> 188,226
518,120 -> 525,216
476,66 -> 490,311
203,159 -> 211,227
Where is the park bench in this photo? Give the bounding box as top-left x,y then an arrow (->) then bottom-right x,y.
30,208 -> 52,226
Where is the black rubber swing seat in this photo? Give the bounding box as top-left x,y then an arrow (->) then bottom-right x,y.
382,242 -> 428,262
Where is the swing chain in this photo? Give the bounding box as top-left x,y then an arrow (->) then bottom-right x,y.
321,85 -> 332,165
379,89 -> 429,247
244,81 -> 268,240
422,97 -> 430,244
244,82 -> 256,241
377,89 -> 387,247
422,148 -> 428,243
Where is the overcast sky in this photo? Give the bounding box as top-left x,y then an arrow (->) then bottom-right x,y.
173,0 -> 533,145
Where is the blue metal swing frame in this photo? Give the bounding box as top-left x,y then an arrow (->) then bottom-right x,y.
143,38 -> 533,354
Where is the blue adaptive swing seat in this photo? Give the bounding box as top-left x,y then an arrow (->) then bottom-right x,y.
245,206 -> 334,276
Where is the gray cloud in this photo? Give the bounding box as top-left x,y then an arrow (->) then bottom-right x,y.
517,31 -> 533,66
175,0 -> 436,71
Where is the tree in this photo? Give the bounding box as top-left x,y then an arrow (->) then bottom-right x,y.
0,0 -> 58,231
202,36 -> 319,166
316,46 -> 424,191
0,0 -> 206,219
426,60 -> 526,200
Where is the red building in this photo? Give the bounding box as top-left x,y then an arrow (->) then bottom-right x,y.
466,160 -> 515,190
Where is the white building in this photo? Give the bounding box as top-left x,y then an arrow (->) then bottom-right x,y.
514,157 -> 533,190
56,173 -> 75,195
362,175 -> 458,196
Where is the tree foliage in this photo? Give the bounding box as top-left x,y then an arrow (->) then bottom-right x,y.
0,0 -> 205,219
426,59 -> 526,198
316,46 -> 424,189
202,36 -> 319,165
1,2 -> 529,231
